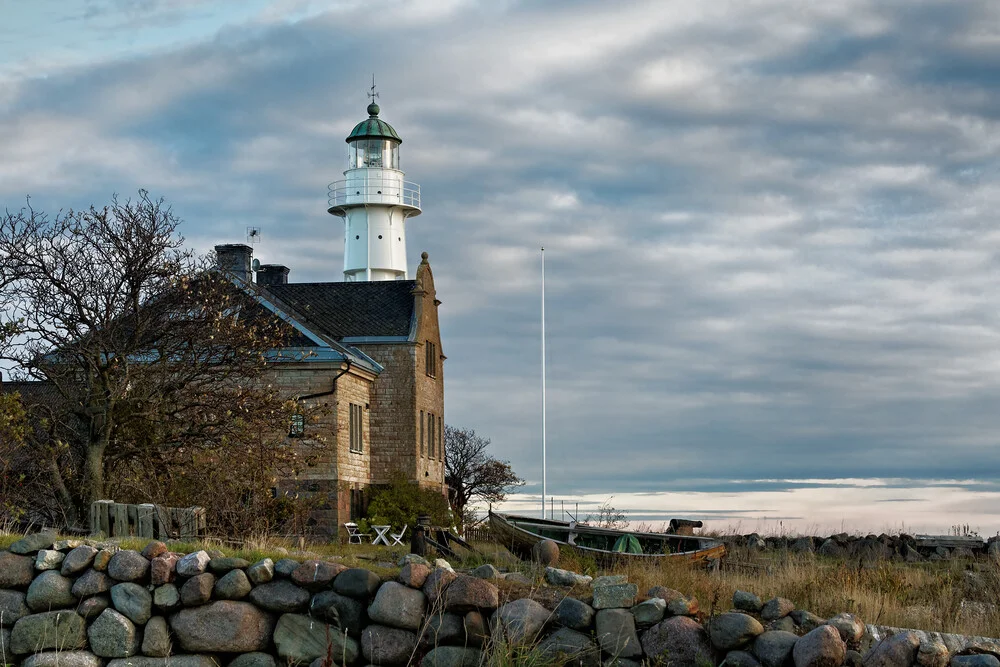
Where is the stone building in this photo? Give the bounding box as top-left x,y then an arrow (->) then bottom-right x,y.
213,99 -> 446,534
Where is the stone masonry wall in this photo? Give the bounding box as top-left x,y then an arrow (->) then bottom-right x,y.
268,363 -> 373,534
0,531 -> 979,667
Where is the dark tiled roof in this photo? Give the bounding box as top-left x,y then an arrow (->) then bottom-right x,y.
265,281 -> 416,340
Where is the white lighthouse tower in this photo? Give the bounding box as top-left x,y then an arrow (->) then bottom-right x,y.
327,90 -> 421,281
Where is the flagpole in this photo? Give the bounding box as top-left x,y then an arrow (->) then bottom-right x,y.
541,247 -> 547,519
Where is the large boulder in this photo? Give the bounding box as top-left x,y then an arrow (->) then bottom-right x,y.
22,651 -> 100,667
141,616 -> 170,657
951,656 -> 1000,667
532,539 -> 560,565
595,608 -> 642,659
291,560 -> 345,592
826,612 -> 864,648
791,609 -> 825,632
150,553 -> 179,586
180,573 -> 215,607
35,550 -> 65,571
631,597 -> 666,628
272,613 -> 359,664
492,598 -> 550,646
208,557 -> 249,574
0,553 -> 35,588
333,568 -> 381,599
641,615 -> 712,667
77,595 -> 111,620
709,612 -> 764,651
792,625 -> 846,667
470,564 -> 500,581
175,551 -> 211,577
399,563 -> 431,589
464,610 -> 488,647
72,569 -> 112,598
592,583 -> 638,610
544,567 -> 591,587
761,597 -> 795,621
556,596 -> 595,631
753,630 -> 799,667
422,568 -> 457,606
61,546 -> 98,576
246,558 -> 274,585
361,624 -> 418,665
420,611 -> 464,648
0,590 -> 30,627
9,531 -> 57,555
421,646 -> 483,667
864,631 -> 920,667
310,590 -> 367,636
534,627 -> 600,667
273,558 -> 300,578
368,581 -> 426,631
733,590 -> 763,613
110,582 -> 152,625
140,542 -> 167,560
248,580 -> 310,612
169,601 -> 274,653
26,571 -> 76,611
10,610 -> 88,653
215,569 -> 252,600
916,638 -> 949,667
443,575 -> 498,613
723,650 -> 762,667
106,552 -> 149,583
88,608 -> 140,658
152,584 -> 180,611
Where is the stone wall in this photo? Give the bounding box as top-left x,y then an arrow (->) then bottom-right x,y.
727,532 -> 998,562
1,531 -> 987,667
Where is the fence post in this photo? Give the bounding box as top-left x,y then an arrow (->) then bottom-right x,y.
111,503 -> 129,538
91,500 -> 113,537
137,504 -> 156,539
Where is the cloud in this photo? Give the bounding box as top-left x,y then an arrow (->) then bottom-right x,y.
5,0 -> 1000,529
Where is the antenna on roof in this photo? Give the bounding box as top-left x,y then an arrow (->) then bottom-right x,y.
247,227 -> 261,244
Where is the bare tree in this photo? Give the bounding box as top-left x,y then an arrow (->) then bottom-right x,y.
444,425 -> 523,529
0,192 -> 321,533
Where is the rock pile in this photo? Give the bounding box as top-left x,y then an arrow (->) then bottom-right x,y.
729,533 -> 991,562
0,531 -> 995,666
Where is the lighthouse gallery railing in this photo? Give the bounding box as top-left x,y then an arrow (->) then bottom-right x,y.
328,178 -> 421,211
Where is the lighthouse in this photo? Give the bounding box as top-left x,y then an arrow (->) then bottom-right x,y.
327,93 -> 422,281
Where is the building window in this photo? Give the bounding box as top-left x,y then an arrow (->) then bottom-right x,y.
350,488 -> 367,521
426,341 -> 436,377
439,415 -> 443,461
427,411 -> 436,459
349,403 -> 363,453
289,413 -> 305,438
420,410 -> 425,457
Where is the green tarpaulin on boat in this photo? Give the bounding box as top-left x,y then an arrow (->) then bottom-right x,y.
612,533 -> 643,554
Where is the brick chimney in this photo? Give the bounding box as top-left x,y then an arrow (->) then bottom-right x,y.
214,244 -> 253,283
256,264 -> 290,287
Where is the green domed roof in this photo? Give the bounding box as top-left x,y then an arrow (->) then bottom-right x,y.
346,103 -> 401,143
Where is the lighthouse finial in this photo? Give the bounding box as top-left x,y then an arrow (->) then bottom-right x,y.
367,75 -> 380,116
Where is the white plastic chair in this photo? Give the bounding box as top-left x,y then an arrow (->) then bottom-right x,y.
344,522 -> 370,544
389,524 -> 407,545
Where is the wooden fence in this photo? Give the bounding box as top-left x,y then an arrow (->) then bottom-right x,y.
464,526 -> 495,543
90,500 -> 206,540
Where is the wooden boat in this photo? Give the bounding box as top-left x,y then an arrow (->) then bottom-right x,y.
488,511 -> 726,566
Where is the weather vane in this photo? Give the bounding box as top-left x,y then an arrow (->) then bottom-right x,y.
368,74 -> 379,104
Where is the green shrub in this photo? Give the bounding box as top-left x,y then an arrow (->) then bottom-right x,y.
366,470 -> 452,530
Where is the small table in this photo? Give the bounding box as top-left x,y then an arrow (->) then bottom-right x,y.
371,525 -> 392,546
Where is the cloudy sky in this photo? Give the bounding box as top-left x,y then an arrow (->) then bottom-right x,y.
5,0 -> 1000,534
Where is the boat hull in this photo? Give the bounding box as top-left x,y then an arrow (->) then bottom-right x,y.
488,512 -> 726,566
